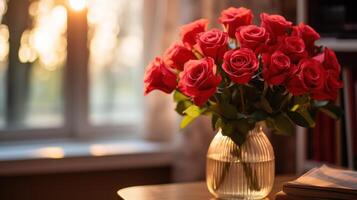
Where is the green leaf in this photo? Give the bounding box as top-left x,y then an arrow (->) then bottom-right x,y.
180,105 -> 207,129
183,105 -> 201,117
173,90 -> 189,102
260,96 -> 273,113
234,119 -> 255,136
211,114 -> 219,130
319,104 -> 344,120
249,110 -> 269,121
279,94 -> 292,110
175,101 -> 193,115
272,113 -> 295,136
290,104 -> 300,112
220,88 -> 232,103
218,102 -> 238,119
293,95 -> 309,105
180,115 -> 196,128
215,117 -> 223,130
231,119 -> 255,145
221,122 -> 234,137
230,133 -> 246,146
287,107 -> 315,127
216,118 -> 255,146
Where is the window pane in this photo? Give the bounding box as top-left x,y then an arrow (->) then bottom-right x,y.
0,0 -> 9,127
88,0 -> 143,125
0,0 -> 65,129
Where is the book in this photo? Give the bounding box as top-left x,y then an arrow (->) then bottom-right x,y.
282,165 -> 357,200
275,191 -> 329,200
312,112 -> 336,164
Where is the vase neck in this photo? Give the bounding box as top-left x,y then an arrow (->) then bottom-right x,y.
217,121 -> 266,136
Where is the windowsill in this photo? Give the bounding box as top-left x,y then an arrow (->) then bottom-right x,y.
0,136 -> 176,176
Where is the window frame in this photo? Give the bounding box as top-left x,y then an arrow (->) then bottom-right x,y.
0,2 -> 142,141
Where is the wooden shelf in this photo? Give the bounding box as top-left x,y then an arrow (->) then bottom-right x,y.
316,38 -> 357,52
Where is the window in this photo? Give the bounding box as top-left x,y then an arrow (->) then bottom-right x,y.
0,0 -> 143,140
88,0 -> 143,125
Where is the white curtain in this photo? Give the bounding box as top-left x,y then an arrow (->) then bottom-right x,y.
142,0 -> 179,142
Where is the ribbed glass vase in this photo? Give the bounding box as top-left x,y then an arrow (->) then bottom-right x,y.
206,122 -> 275,199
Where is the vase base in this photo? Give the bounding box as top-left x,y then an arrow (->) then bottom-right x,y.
213,194 -> 268,200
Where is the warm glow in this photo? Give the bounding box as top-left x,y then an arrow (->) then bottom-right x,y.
0,0 -> 8,62
19,2 -> 67,71
0,24 -> 9,62
87,0 -> 143,72
89,144 -> 107,156
34,147 -> 65,159
68,0 -> 87,11
89,143 -> 138,156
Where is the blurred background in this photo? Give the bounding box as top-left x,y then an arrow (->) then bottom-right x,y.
0,0 -> 356,200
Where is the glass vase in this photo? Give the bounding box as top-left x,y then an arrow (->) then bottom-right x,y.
206,122 -> 275,199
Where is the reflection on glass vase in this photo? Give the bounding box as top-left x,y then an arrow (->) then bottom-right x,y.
206,122 -> 275,200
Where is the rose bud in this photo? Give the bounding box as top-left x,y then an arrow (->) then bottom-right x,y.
144,57 -> 177,95
260,13 -> 292,42
236,25 -> 269,53
263,51 -> 297,85
278,36 -> 308,63
312,70 -> 343,101
287,58 -> 325,96
180,19 -> 209,48
222,48 -> 258,84
314,47 -> 341,74
292,23 -> 320,55
218,7 -> 253,38
178,57 -> 221,106
163,42 -> 196,71
196,29 -> 228,61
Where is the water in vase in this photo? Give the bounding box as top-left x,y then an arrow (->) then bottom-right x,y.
206,154 -> 275,200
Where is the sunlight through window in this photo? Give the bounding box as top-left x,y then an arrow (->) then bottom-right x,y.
68,0 -> 87,11
88,0 -> 143,125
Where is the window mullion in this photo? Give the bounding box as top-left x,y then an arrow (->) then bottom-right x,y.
65,8 -> 89,137
4,0 -> 31,128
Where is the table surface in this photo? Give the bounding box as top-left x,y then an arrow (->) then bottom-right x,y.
117,175 -> 295,200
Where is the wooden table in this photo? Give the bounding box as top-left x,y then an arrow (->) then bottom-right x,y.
118,175 -> 295,200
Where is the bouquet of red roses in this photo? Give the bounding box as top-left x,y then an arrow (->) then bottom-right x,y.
144,7 -> 343,145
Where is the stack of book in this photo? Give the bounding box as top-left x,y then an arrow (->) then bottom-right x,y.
276,165 -> 357,200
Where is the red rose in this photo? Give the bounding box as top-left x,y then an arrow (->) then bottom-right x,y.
163,42 -> 196,71
311,48 -> 342,100
144,57 -> 177,95
263,51 -> 297,85
278,36 -> 307,63
287,58 -> 325,96
222,48 -> 258,84
260,13 -> 292,42
314,47 -> 341,73
292,23 -> 320,55
218,7 -> 253,38
312,70 -> 343,101
235,25 -> 269,53
178,57 -> 221,106
180,19 -> 209,48
196,29 -> 228,61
